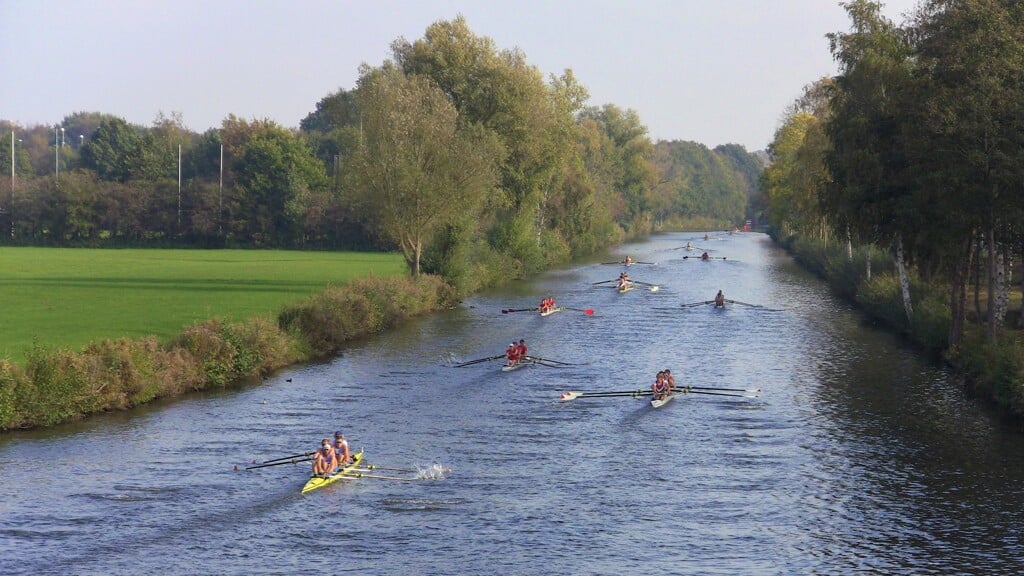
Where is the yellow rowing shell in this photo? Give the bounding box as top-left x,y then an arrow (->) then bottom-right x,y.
301,450 -> 365,494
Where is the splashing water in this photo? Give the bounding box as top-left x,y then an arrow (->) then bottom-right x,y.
415,463 -> 450,480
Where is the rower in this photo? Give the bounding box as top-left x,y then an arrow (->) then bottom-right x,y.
617,272 -> 630,289
714,290 -> 725,308
506,341 -> 520,366
701,252 -> 710,261
685,241 -> 693,249
516,339 -> 528,362
664,369 -> 676,392
652,371 -> 669,400
312,438 -> 338,477
539,297 -> 555,314
333,430 -> 351,466
703,234 -> 709,241
623,256 -> 633,266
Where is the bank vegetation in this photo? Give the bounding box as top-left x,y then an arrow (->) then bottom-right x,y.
764,0 -> 1024,420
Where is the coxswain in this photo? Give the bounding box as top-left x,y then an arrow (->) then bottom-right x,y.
701,252 -> 710,261
506,341 -> 520,366
333,430 -> 351,467
714,290 -> 725,308
516,339 -> 528,363
312,437 -> 338,477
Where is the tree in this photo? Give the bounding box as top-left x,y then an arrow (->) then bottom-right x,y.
825,0 -> 918,322
81,117 -> 144,182
393,16 -> 581,271
350,65 -> 499,275
230,120 -> 328,246
911,0 -> 1024,343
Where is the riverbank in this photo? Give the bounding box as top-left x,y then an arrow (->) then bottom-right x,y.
774,232 -> 1024,424
0,274 -> 456,430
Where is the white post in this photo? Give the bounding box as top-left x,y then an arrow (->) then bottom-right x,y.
177,144 -> 182,229
219,143 -> 223,235
55,127 -> 59,180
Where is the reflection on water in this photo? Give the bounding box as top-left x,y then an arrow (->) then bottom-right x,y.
2,233 -> 1024,575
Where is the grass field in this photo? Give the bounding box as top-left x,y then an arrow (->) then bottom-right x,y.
0,247 -> 406,362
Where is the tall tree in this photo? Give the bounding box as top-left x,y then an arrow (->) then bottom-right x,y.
912,0 -> 1024,343
350,65 -> 499,275
826,0 -> 918,322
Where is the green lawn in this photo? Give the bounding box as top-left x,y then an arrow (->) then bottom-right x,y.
0,247 -> 406,362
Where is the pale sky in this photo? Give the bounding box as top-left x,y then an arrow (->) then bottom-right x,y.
0,0 -> 919,152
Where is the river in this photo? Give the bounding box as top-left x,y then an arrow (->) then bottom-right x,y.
2,232 -> 1023,575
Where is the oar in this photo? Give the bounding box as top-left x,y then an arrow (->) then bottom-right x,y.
454,354 -> 505,367
525,355 -> 575,365
501,307 -> 539,314
631,280 -> 661,292
681,300 -> 714,308
564,307 -> 595,315
261,451 -> 314,464
245,457 -> 313,470
633,261 -> 656,265
357,464 -> 419,473
341,472 -> 423,482
681,389 -> 757,398
592,279 -> 617,285
725,299 -> 762,308
682,255 -> 727,260
685,385 -> 761,393
560,390 -> 651,400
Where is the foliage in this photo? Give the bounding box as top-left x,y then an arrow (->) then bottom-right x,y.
349,65 -> 500,275
278,274 -> 455,357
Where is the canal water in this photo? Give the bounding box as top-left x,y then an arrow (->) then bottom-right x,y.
2,232 -> 1023,575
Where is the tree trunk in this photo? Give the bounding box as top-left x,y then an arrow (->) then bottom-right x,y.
846,223 -> 853,261
974,237 -> 982,324
895,233 -> 913,325
948,233 -> 973,352
866,244 -> 872,281
1019,237 -> 1024,328
994,247 -> 1009,325
986,225 -> 997,343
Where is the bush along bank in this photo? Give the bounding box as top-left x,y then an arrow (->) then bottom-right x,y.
0,274 -> 457,430
775,233 -> 1024,422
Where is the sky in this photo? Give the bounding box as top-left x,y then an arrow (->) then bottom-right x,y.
0,0 -> 920,152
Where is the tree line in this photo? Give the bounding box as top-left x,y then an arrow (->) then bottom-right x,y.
763,0 -> 1024,355
0,16 -> 762,294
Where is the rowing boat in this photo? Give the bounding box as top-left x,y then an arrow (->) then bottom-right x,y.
540,306 -> 564,317
651,393 -> 677,408
501,361 -> 531,372
617,283 -> 634,293
300,449 -> 365,494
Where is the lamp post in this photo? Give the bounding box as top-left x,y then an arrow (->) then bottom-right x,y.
61,126 -> 65,147
9,131 -> 18,238
55,126 -> 59,180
